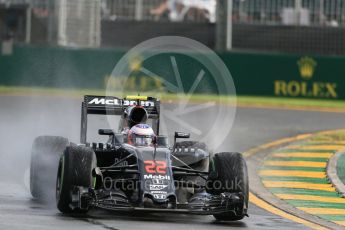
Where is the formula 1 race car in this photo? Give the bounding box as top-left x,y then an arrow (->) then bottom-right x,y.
30,95 -> 249,221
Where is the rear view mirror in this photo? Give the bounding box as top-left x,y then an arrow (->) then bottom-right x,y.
174,132 -> 190,139
173,132 -> 190,148
98,129 -> 114,136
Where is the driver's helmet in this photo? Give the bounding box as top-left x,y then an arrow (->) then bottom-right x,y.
127,124 -> 155,146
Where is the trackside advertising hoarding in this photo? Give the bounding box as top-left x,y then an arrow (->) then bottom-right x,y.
0,44 -> 344,99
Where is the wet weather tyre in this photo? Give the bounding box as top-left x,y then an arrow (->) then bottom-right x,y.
30,136 -> 69,201
208,152 -> 249,221
56,146 -> 96,214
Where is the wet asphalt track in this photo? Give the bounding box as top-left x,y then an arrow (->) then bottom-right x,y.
1,95 -> 345,230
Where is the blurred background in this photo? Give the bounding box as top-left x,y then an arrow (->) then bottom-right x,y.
1,0 -> 345,99
3,0 -> 345,53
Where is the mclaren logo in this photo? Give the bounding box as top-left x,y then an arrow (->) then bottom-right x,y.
89,98 -> 121,105
298,57 -> 317,80
88,98 -> 154,107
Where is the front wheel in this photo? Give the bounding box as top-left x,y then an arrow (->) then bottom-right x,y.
56,146 -> 96,214
208,152 -> 249,221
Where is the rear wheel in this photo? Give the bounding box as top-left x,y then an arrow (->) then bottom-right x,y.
56,146 -> 96,214
30,136 -> 69,201
208,152 -> 249,221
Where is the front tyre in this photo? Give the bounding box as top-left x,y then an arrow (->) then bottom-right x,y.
56,146 -> 96,214
208,152 -> 249,221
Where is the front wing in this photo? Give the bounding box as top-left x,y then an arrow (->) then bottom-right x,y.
70,186 -> 246,216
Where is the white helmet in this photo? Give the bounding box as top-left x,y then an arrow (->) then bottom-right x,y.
128,124 -> 155,146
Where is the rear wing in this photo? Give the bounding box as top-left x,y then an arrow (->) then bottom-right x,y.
80,95 -> 160,143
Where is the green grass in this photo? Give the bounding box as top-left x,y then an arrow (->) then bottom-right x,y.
2,85 -> 345,110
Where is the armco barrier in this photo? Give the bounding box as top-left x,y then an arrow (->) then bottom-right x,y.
0,44 -> 344,99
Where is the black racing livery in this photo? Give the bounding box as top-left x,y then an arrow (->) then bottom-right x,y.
30,95 -> 249,221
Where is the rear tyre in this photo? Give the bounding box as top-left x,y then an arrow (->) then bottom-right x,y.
56,146 -> 96,214
30,136 -> 69,201
208,152 -> 249,221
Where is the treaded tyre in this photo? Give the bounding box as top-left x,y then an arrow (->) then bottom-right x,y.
208,152 -> 249,221
56,146 -> 96,214
30,136 -> 69,201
